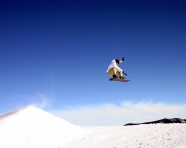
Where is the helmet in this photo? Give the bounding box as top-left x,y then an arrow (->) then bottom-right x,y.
115,59 -> 120,64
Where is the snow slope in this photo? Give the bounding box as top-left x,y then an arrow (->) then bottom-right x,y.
0,106 -> 86,148
67,125 -> 186,148
0,106 -> 186,148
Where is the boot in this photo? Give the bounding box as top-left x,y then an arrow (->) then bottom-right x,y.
112,75 -> 118,78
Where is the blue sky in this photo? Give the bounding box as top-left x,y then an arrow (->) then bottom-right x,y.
0,0 -> 186,125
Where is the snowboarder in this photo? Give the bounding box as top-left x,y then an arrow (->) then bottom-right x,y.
106,57 -> 127,79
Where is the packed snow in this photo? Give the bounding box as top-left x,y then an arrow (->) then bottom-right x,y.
0,106 -> 186,148
0,106 -> 86,148
67,125 -> 186,148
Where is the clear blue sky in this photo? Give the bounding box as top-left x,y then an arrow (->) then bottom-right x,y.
0,0 -> 186,121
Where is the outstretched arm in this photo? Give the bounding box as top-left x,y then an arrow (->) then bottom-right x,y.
119,57 -> 125,64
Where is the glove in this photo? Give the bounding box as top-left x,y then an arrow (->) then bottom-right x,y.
123,71 -> 127,75
122,57 -> 124,61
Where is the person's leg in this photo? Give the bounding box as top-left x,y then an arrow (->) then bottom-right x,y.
116,70 -> 125,79
107,68 -> 117,78
117,70 -> 123,77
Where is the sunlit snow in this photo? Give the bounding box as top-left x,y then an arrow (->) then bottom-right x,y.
0,106 -> 186,148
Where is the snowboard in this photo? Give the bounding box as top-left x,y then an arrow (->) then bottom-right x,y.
109,77 -> 130,82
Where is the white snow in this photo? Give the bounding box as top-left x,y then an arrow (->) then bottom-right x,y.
1,106 -> 186,148
67,125 -> 186,148
0,106 -> 86,148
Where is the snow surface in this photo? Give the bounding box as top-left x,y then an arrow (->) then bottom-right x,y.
67,125 -> 186,148
0,106 -> 86,148
0,106 -> 186,148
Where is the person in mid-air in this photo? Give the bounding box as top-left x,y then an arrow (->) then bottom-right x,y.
106,57 -> 127,79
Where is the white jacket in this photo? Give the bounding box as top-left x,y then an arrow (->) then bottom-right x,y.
106,59 -> 123,72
